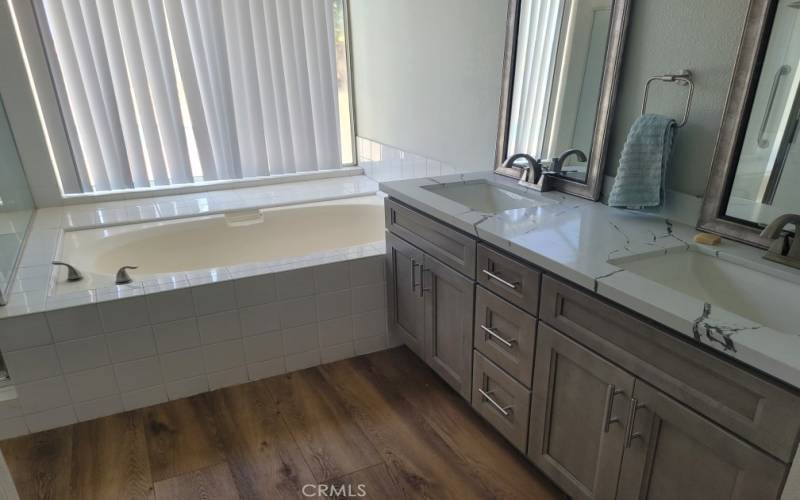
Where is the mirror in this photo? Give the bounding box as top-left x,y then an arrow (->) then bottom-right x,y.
701,0 -> 799,245
494,0 -> 630,200
0,94 -> 35,305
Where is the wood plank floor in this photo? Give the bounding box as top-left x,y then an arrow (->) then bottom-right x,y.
0,347 -> 565,500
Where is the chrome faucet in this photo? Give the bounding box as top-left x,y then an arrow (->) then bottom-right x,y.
760,214 -> 800,269
52,261 -> 83,282
504,153 -> 542,185
115,266 -> 138,285
548,148 -> 588,174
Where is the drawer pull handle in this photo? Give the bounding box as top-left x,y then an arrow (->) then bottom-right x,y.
480,325 -> 516,348
624,397 -> 646,448
602,384 -> 624,433
482,269 -> 518,290
478,388 -> 513,417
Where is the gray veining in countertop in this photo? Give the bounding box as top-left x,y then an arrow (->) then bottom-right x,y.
381,171 -> 800,389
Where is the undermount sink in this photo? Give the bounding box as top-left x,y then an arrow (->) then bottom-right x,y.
613,249 -> 800,333
422,179 -> 554,213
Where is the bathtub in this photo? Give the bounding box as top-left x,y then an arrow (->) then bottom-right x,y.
55,195 -> 385,294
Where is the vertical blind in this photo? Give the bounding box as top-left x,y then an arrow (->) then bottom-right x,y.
37,0 -> 343,193
507,0 -> 564,157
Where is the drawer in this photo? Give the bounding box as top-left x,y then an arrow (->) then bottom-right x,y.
385,199 -> 476,278
477,244 -> 540,315
474,286 -> 536,387
472,350 -> 532,452
540,275 -> 800,462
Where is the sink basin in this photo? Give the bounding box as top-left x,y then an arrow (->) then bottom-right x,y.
614,249 -> 800,333
422,180 -> 553,213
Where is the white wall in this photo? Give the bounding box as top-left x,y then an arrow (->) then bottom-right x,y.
349,0 -> 510,173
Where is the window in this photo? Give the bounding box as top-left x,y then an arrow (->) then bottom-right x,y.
27,0 -> 354,194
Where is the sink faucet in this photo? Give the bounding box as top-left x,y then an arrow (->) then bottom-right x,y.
760,214 -> 800,269
503,153 -> 542,185
548,148 -> 588,174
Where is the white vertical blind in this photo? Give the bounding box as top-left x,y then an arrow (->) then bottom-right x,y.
37,0 -> 343,193
507,0 -> 564,157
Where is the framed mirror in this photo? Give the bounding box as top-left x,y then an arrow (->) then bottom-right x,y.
700,0 -> 799,247
494,0 -> 631,200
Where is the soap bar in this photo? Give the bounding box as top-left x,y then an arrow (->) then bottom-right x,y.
693,233 -> 721,245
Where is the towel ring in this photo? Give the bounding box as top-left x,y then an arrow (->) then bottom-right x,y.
641,70 -> 694,128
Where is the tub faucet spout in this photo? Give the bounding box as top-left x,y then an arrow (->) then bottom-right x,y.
115,266 -> 138,285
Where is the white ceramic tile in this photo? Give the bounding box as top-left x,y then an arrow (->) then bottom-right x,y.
114,356 -> 163,392
153,318 -> 200,353
349,257 -> 384,287
56,335 -> 110,373
355,336 -> 388,356
234,274 -> 277,307
0,390 -> 22,421
66,366 -> 118,402
276,268 -> 316,299
4,345 -> 61,383
321,342 -> 355,364
17,376 -> 72,414
121,385 -> 168,411
166,376 -> 209,400
106,326 -> 156,362
146,289 -> 195,324
238,302 -> 282,336
351,284 -> 386,314
0,313 -> 52,351
192,282 -> 237,316
281,324 -> 319,356
319,317 -> 354,347
197,310 -> 242,345
25,405 -> 77,433
242,331 -> 283,364
208,366 -> 248,391
74,394 -> 124,422
280,296 -> 317,329
160,347 -> 205,382
247,358 -> 286,381
0,417 -> 28,440
202,339 -> 245,373
353,309 -> 388,339
285,350 -> 321,372
46,304 -> 103,341
98,296 -> 149,333
313,262 -> 350,293
316,290 -> 352,321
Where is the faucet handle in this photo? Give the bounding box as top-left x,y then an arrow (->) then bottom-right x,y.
52,261 -> 83,282
115,266 -> 138,285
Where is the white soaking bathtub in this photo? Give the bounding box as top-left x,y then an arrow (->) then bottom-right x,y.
54,195 -> 385,294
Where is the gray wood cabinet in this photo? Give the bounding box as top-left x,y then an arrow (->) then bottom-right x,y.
423,255 -> 475,400
616,380 -> 786,500
386,232 -> 426,357
529,324 -> 634,500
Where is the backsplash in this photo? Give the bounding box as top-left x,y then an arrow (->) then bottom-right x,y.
357,137 -> 488,182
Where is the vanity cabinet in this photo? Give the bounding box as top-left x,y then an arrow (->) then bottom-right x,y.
386,232 -> 426,357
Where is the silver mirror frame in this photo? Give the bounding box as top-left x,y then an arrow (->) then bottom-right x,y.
494,0 -> 631,201
698,0 -> 776,248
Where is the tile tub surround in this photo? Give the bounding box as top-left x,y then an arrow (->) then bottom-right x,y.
2,175 -> 379,317
381,171 -> 800,390
0,253 -> 393,439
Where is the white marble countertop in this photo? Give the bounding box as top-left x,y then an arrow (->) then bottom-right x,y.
381,171 -> 800,389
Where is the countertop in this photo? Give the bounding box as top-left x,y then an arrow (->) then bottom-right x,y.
381,171 -> 800,390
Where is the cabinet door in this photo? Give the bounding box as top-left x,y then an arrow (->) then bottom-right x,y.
423,254 -> 474,400
386,232 -> 426,357
617,381 -> 787,500
529,324 -> 634,500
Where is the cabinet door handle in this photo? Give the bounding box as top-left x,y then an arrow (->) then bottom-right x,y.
623,397 -> 646,448
482,269 -> 518,290
602,384 -> 624,433
478,388 -> 513,417
411,260 -> 419,292
480,325 -> 516,348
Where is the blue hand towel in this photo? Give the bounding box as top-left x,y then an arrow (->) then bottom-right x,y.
608,114 -> 675,208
